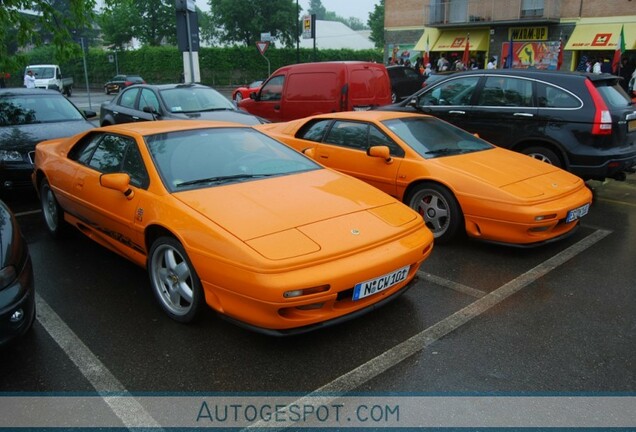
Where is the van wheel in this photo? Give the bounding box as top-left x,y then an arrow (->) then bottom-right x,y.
522,146 -> 562,168
65,88 -> 72,97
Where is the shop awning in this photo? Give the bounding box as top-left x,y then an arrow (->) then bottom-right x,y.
431,30 -> 489,52
413,28 -> 440,52
564,22 -> 636,50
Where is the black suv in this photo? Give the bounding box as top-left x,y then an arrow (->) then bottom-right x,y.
382,69 -> 636,181
386,65 -> 425,103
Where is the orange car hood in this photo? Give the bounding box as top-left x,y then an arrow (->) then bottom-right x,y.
435,148 -> 582,198
172,169 -> 409,242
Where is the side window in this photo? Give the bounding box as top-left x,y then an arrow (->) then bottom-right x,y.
119,88 -> 139,109
88,135 -> 129,173
537,83 -> 580,108
369,126 -> 405,157
478,76 -> 533,107
139,89 -> 160,112
122,144 -> 150,188
69,133 -> 102,164
297,119 -> 332,142
419,77 -> 479,106
324,121 -> 369,151
404,68 -> 420,79
260,75 -> 284,101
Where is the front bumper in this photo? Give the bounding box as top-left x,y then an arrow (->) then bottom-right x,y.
0,255 -> 35,347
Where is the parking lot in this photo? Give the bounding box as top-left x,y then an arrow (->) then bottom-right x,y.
0,91 -> 634,428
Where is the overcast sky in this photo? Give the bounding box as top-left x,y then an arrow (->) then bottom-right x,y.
194,0 -> 379,23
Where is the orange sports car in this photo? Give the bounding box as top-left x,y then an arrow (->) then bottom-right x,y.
258,111 -> 593,246
32,120 -> 433,335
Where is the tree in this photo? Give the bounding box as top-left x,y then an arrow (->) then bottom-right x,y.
98,0 -> 138,50
0,0 -> 96,70
207,0 -> 298,48
308,0 -> 326,20
101,0 -> 176,47
368,0 -> 384,49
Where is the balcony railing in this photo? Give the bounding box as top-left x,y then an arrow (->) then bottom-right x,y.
426,0 -> 561,25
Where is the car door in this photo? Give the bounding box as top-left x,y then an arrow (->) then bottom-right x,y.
467,75 -> 537,146
312,119 -> 403,196
243,75 -> 285,122
68,132 -> 150,256
111,87 -> 142,124
412,75 -> 481,127
134,88 -> 161,121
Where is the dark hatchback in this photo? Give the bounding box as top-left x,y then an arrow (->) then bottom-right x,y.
103,74 -> 146,95
382,69 -> 636,181
0,199 -> 35,347
387,65 -> 426,103
0,88 -> 97,192
100,83 -> 267,126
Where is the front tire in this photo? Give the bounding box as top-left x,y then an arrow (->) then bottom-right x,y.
40,178 -> 68,239
148,236 -> 205,323
406,183 -> 463,243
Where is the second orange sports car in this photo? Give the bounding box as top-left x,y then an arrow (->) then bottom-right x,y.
32,120 -> 433,335
258,111 -> 593,246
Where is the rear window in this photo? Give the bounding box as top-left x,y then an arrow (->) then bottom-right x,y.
594,80 -> 632,108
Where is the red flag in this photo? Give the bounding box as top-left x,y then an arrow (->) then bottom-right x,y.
557,37 -> 563,70
462,34 -> 470,67
612,25 -> 625,73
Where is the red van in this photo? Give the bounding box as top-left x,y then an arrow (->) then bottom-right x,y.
238,61 -> 392,122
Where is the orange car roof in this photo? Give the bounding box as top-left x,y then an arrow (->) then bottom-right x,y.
98,120 -> 249,135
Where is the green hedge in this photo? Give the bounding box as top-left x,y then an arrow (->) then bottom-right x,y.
6,45 -> 383,89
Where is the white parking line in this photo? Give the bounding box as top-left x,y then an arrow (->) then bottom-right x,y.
418,270 -> 487,298
35,294 -> 163,430
246,228 -> 612,428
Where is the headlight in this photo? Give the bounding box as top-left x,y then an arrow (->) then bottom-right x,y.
0,265 -> 17,290
0,150 -> 23,162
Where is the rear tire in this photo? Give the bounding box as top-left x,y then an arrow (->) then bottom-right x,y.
522,146 -> 562,167
40,178 -> 68,239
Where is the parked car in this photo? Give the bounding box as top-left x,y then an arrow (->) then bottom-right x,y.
382,69 -> 636,182
32,120 -> 434,334
386,65 -> 425,103
238,61 -> 392,122
0,199 -> 35,347
258,111 -> 593,246
25,64 -> 73,96
103,74 -> 146,95
100,83 -> 266,126
0,88 -> 97,193
232,80 -> 263,103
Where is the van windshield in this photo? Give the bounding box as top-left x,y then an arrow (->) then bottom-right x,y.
29,67 -> 55,79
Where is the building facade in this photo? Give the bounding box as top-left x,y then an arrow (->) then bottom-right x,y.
385,0 -> 635,78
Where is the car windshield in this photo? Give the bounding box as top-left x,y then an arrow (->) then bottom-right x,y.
594,80 -> 633,107
159,86 -> 236,113
0,94 -> 85,126
382,117 -> 493,159
145,127 -> 320,191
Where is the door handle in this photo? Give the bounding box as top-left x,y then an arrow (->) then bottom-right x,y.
448,110 -> 466,114
514,112 -> 534,117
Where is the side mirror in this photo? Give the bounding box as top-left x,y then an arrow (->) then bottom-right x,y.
100,173 -> 135,200
302,147 -> 316,159
250,91 -> 259,101
143,106 -> 158,114
407,98 -> 417,107
367,145 -> 393,163
83,109 -> 97,119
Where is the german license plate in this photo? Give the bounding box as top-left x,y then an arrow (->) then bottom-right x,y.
566,203 -> 590,223
353,265 -> 410,300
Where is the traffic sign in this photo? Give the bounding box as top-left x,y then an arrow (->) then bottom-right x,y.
256,41 -> 270,55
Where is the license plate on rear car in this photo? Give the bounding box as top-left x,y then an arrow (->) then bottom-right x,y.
353,265 -> 410,300
566,203 -> 590,223
628,120 -> 636,132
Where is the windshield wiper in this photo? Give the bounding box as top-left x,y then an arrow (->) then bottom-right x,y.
425,148 -> 467,156
198,107 -> 235,112
175,173 -> 275,187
